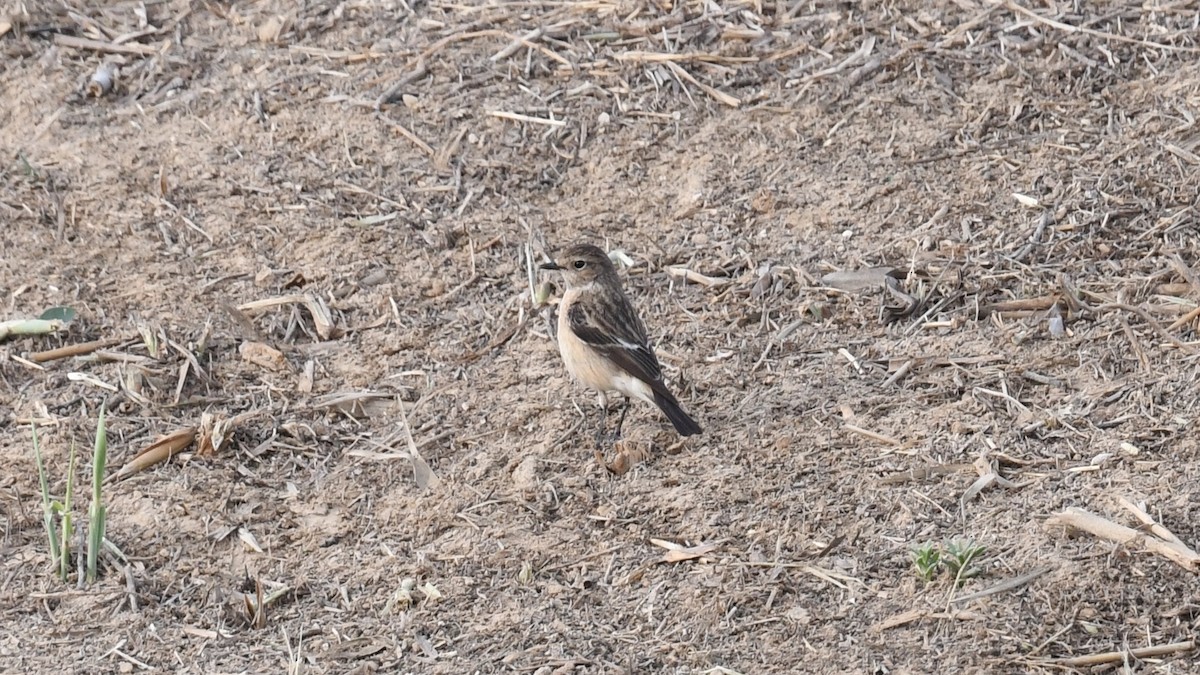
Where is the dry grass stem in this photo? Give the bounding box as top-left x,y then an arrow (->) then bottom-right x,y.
52,33 -> 162,55
1115,497 -> 1188,547
615,51 -> 757,65
1004,1 -> 1200,53
1048,640 -> 1196,667
29,338 -> 122,363
872,608 -> 985,633
950,566 -> 1055,605
666,266 -> 730,287
486,110 -> 567,127
663,61 -> 740,107
843,423 -> 900,447
1047,507 -> 1200,571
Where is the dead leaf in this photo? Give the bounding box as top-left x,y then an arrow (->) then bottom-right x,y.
396,397 -> 439,492
237,294 -> 343,340
257,15 -> 284,42
108,426 -> 197,482
662,543 -> 717,563
871,609 -> 927,633
603,440 -> 652,475
240,340 -> 288,371
419,582 -> 442,601
314,391 -> 393,419
302,294 -> 342,339
821,267 -> 899,292
196,412 -> 234,456
750,188 -> 775,214
649,539 -> 719,563
665,266 -> 731,288
750,267 -> 775,300
328,638 -> 387,660
410,449 -> 437,491
298,359 -> 314,393
237,527 -> 264,553
1012,192 -> 1040,208
785,606 -> 812,625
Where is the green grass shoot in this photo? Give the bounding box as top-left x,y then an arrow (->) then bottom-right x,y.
59,442 -> 77,581
32,425 -> 62,572
86,405 -> 108,583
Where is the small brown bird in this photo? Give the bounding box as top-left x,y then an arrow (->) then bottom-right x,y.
540,243 -> 702,439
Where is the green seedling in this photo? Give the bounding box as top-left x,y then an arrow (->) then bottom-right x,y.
911,542 -> 941,584
32,407 -> 110,584
944,539 -> 986,587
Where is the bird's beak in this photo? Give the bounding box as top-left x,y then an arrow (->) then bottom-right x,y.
539,261 -> 562,271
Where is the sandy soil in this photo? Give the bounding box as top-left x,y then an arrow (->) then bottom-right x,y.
2,1 -> 1200,673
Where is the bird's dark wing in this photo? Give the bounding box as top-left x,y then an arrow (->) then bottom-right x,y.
568,295 -> 663,384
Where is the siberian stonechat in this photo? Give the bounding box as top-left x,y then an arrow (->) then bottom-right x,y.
540,243 -> 702,438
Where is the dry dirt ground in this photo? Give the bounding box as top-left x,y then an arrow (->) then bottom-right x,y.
3,1 -> 1200,673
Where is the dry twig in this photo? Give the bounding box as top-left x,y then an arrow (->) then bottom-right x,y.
1047,506 -> 1200,571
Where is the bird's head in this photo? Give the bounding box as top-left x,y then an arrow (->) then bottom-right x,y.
540,243 -> 617,289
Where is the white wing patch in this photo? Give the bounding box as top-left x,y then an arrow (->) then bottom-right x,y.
617,337 -> 643,351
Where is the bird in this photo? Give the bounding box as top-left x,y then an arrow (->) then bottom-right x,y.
540,243 -> 702,441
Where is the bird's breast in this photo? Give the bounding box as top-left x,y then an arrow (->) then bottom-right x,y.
555,297 -> 654,404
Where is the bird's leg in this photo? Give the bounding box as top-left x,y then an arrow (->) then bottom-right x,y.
593,391 -> 610,448
612,396 -> 630,440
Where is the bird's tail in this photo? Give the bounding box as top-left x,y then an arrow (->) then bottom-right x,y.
652,387 -> 702,436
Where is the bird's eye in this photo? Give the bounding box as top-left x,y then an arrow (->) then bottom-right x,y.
573,260 -> 586,269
